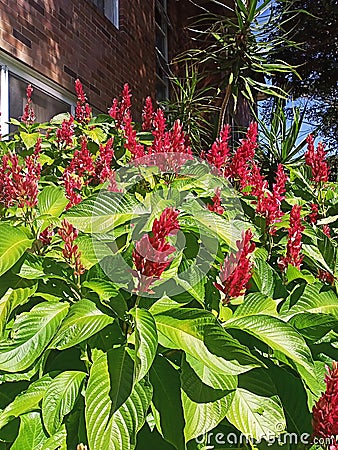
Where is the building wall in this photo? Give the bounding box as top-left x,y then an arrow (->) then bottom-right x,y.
0,0 -> 157,116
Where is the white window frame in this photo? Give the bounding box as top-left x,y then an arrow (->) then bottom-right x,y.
0,51 -> 75,138
104,0 -> 119,29
155,0 -> 169,100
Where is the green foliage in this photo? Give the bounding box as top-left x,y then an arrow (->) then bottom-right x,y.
0,103 -> 337,450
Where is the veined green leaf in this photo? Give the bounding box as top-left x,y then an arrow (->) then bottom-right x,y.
280,283 -> 338,320
251,259 -> 278,298
86,348 -> 151,450
50,298 -> 114,350
64,191 -> 145,233
75,234 -> 115,269
224,315 -> 315,386
150,356 -> 186,450
19,132 -> 40,149
42,371 -> 86,435
11,411 -> 48,450
85,127 -> 107,144
0,302 -> 69,372
181,355 -> 236,441
155,308 -> 261,375
41,425 -> 67,450
226,387 -> 285,440
232,293 -> 278,319
83,279 -> 128,318
131,308 -> 158,383
0,376 -> 52,429
38,186 -> 68,218
0,224 -> 33,277
0,284 -> 38,336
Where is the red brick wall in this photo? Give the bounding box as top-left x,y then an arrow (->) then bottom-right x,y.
0,0 -> 157,117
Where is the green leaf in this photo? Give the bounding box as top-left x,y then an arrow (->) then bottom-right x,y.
0,284 -> 37,337
232,293 -> 278,319
150,356 -> 186,450
155,308 -> 261,376
0,302 -> 69,372
50,112 -> 70,124
226,370 -> 286,440
64,191 -> 145,233
50,298 -> 114,350
11,412 -> 48,450
174,264 -> 206,305
290,313 -> 338,342
224,315 -> 316,386
38,186 -> 68,218
86,348 -> 152,450
19,132 -> 40,149
75,235 -> 114,269
149,295 -> 191,315
131,308 -> 158,383
183,207 -> 242,249
251,259 -> 275,297
0,224 -> 33,277
85,127 -> 107,144
285,265 -> 316,284
83,279 -> 128,318
283,284 -> 338,320
42,371 -> 86,435
268,364 -> 312,434
181,356 -> 236,441
41,425 -> 67,450
0,376 -> 52,429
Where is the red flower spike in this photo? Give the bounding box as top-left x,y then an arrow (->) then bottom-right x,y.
21,84 -> 35,125
39,226 -> 54,246
255,164 -> 287,234
56,115 -> 74,146
305,134 -> 329,183
107,170 -> 122,192
95,138 -> 115,183
132,207 -> 180,293
207,187 -> 224,215
214,229 -> 255,303
309,203 -> 319,225
58,219 -> 85,276
75,79 -> 92,124
142,96 -> 154,131
0,139 -> 41,209
228,122 -> 258,189
278,205 -> 305,271
63,171 -> 83,209
68,137 -> 95,178
109,83 -> 132,127
206,124 -> 231,174
123,113 -> 145,160
312,362 -> 338,448
318,270 -> 335,285
323,225 -> 331,238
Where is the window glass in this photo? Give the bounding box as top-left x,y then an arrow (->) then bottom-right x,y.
90,0 -> 119,28
9,73 -> 71,130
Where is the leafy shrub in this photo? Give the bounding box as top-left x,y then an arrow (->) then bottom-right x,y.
0,81 -> 337,450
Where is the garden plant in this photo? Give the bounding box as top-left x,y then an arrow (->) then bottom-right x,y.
0,81 -> 337,449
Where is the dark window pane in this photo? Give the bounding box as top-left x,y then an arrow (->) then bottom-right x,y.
91,0 -> 104,12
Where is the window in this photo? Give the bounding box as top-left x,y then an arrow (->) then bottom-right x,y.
155,0 -> 169,101
91,0 -> 119,28
0,52 -> 75,138
9,74 -> 72,134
